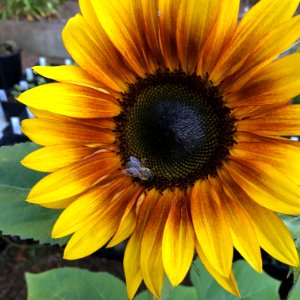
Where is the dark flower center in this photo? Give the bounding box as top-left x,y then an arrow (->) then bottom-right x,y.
114,69 -> 236,191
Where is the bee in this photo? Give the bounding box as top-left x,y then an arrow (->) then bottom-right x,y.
122,156 -> 154,181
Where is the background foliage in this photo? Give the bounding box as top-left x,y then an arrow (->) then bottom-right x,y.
26,260 -> 299,300
0,0 -> 64,20
0,143 -> 67,245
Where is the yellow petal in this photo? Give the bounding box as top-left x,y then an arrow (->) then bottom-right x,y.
176,0 -> 220,73
195,241 -> 240,297
63,182 -> 136,260
90,0 -> 150,76
233,102 -> 287,119
210,177 -> 262,272
21,144 -> 96,172
124,189 -> 160,300
119,0 -> 162,73
62,14 -> 133,91
32,66 -> 111,94
222,15 -> 300,94
107,208 -> 136,248
198,0 -> 239,74
158,0 -> 181,69
52,178 -> 127,238
221,168 -> 299,266
107,187 -> 144,248
79,0 -> 149,76
124,232 -> 143,300
79,0 -> 104,37
210,0 -> 299,84
225,54 -> 300,106
29,107 -> 116,130
247,207 -> 299,267
140,190 -> 173,299
190,180 -> 233,277
79,0 -> 139,89
39,195 -> 77,209
18,83 -> 120,118
237,104 -> 300,136
249,210 -> 299,266
162,190 -> 194,286
63,212 -> 119,259
224,158 -> 300,214
27,107 -> 66,120
53,189 -> 104,238
231,135 -> 300,184
137,0 -> 163,69
27,152 -> 120,203
235,131 -> 300,145
21,118 -> 115,146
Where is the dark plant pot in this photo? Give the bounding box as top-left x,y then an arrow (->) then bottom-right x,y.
1,101 -> 26,121
0,124 -> 28,146
262,253 -> 291,299
0,51 -> 22,90
0,236 -> 7,253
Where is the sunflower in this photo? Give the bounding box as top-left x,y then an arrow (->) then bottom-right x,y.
18,0 -> 300,298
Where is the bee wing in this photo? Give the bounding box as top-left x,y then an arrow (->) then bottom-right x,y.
123,167 -> 140,177
128,156 -> 143,168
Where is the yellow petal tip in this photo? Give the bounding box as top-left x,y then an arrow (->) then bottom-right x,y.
168,280 -> 178,288
51,229 -> 61,239
250,259 -> 263,273
26,194 -> 45,205
234,288 -> 241,298
20,158 -> 32,167
25,197 -> 36,203
32,66 -> 44,74
290,256 -> 299,267
63,248 -> 85,261
63,247 -> 78,260
63,252 -> 73,260
106,241 -> 115,248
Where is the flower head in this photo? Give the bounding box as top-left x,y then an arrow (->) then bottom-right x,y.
18,0 -> 300,298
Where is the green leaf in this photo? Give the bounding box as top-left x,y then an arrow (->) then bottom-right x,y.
134,291 -> 155,300
280,215 -> 300,284
134,286 -> 198,300
161,276 -> 174,300
292,264 -> 300,284
293,95 -> 300,104
232,261 -> 280,300
190,259 -> 280,300
169,286 -> 198,300
0,143 -> 67,245
280,214 -> 300,248
134,276 -> 197,300
0,142 -> 42,188
26,267 -> 127,300
288,276 -> 300,300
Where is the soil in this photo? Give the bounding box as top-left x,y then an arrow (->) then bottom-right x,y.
0,236 -> 294,300
0,237 -> 125,300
